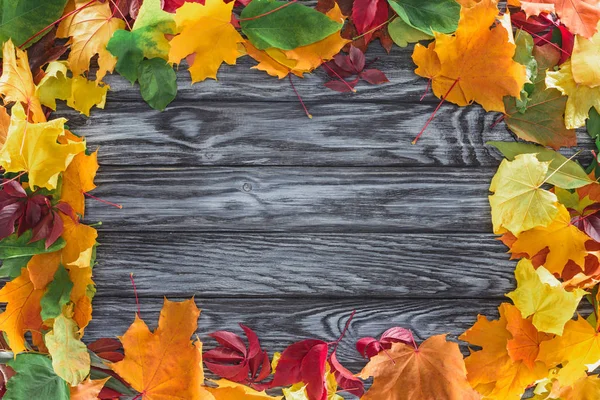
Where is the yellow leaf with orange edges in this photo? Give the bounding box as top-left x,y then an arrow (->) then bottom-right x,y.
207,379 -> 282,399
537,316 -> 600,386
67,262 -> 95,331
70,377 -> 110,400
0,103 -> 86,190
57,0 -> 125,82
0,106 -> 9,146
459,303 -> 551,400
412,0 -> 526,112
508,205 -> 592,275
505,304 -> 554,370
358,335 -> 480,400
110,298 -> 215,400
0,268 -> 44,354
61,150 -> 99,216
556,374 -> 600,399
60,215 -> 98,269
168,0 -> 244,83
0,40 -> 44,123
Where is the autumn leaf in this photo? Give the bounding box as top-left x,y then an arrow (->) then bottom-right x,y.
387,0 -> 461,36
5,353 -> 69,400
358,335 -> 480,400
37,61 -> 109,116
280,364 -> 342,400
207,379 -> 281,399
537,315 -> 600,386
554,374 -> 600,399
412,0 -> 527,112
162,0 -> 204,13
69,377 -> 110,400
545,60 -> 600,129
506,258 -> 586,335
40,264 -> 73,321
168,0 -> 244,83
0,40 -> 45,123
60,150 -> 99,216
60,214 -> 97,269
387,17 -> 432,48
351,0 -> 389,41
489,153 -> 559,236
110,298 -> 214,400
0,268 -> 44,354
45,312 -> 90,386
460,303 -> 550,400
323,45 -> 389,92
356,327 -> 415,359
0,0 -> 68,48
57,0 -> 125,82
572,24 -> 600,87
519,0 -> 600,38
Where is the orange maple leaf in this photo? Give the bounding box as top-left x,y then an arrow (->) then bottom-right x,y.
519,0 -> 600,38
70,377 -> 110,400
60,150 -> 99,216
0,268 -> 44,354
412,0 -> 527,112
110,298 -> 214,400
358,334 -> 481,400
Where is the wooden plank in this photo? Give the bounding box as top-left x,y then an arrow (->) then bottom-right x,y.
92,232 -> 514,298
85,166 -> 495,233
60,100 -> 594,168
84,297 -> 502,369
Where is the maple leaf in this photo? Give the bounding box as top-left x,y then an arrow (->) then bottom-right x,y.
506,258 -> 586,335
508,205 -> 592,276
488,153 -> 559,236
519,0 -> 600,38
553,374 -> 600,399
412,0 -> 527,112
0,40 -> 45,123
0,103 -> 86,190
545,60 -> 600,129
459,303 -> 551,400
37,61 -> 109,116
356,326 -> 415,358
168,0 -> 244,83
59,213 -> 97,269
109,298 -> 214,400
244,5 -> 349,79
358,334 -> 480,400
70,377 -> 110,400
572,24 -> 600,87
537,315 -> 600,386
0,268 -> 44,354
323,45 -> 389,92
207,379 -> 281,399
59,150 -> 99,216
57,0 -> 125,82
45,312 -> 90,386
203,324 -> 271,390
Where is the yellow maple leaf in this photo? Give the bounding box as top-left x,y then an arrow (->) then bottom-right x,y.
168,0 -> 244,83
110,298 -> 215,400
208,379 -> 282,399
489,153 -> 559,236
37,61 -> 109,116
57,0 -> 125,82
60,150 -> 99,216
506,259 -> 586,335
460,303 -> 550,400
0,40 -> 45,123
244,5 -> 349,79
0,268 -> 44,354
0,103 -> 86,189
537,316 -> 600,386
508,204 -> 592,275
70,377 -> 110,400
572,23 -> 600,87
411,0 -> 527,112
546,60 -> 600,129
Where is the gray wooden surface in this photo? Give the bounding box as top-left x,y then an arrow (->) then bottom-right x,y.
62,43 -> 593,374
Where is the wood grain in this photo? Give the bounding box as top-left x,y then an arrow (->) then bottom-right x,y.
85,166 -> 495,233
93,232 -> 514,298
60,100 -> 594,168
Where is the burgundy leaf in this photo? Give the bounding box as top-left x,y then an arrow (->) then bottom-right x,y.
333,54 -> 356,74
204,361 -> 249,380
357,327 -> 415,359
255,351 -> 271,382
556,24 -> 574,63
209,331 -> 247,356
379,326 -> 415,346
0,202 -> 23,240
88,338 -> 122,353
329,350 -> 365,397
356,337 -> 383,358
349,45 -> 365,72
56,201 -> 78,222
324,80 -> 357,93
45,211 -> 64,249
351,0 -> 389,36
360,68 -> 389,85
26,27 -> 68,83
571,205 -> 600,242
204,347 -> 246,363
161,0 -> 205,13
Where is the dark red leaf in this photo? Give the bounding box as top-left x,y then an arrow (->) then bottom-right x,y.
0,202 -> 23,240
357,327 -> 415,359
26,27 -> 68,84
349,45 -> 365,72
209,331 -> 247,356
352,0 -> 389,36
204,360 -> 249,380
88,338 -> 122,353
556,24 -> 574,64
99,386 -> 124,399
204,347 -> 246,363
333,54 -> 356,74
356,337 -> 383,358
161,0 -> 205,13
360,68 -> 388,84
324,80 -> 357,93
571,205 -> 600,242
56,201 -> 78,222
44,211 -> 63,249
329,350 -> 365,397
379,326 -> 415,346
255,351 -> 271,382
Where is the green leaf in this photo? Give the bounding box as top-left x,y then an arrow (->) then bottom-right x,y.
240,0 -> 342,50
40,265 -> 73,321
512,31 -> 537,112
504,45 -> 575,149
587,107 -> 600,139
488,141 -> 594,189
0,232 -> 65,278
387,17 -> 432,48
0,0 -> 68,48
138,58 -> 178,111
90,368 -> 138,396
5,354 -> 69,400
387,0 -> 460,36
107,0 -> 175,84
45,314 -> 90,386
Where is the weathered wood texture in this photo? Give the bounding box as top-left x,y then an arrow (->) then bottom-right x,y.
73,42 -> 593,388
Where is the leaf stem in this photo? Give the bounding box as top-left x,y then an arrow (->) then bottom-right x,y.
288,75 -> 312,119
108,0 -> 132,30
413,77 -> 460,144
129,273 -> 141,317
352,15 -> 396,41
84,191 -> 123,209
330,310 -> 356,353
321,61 -> 357,93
